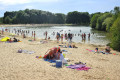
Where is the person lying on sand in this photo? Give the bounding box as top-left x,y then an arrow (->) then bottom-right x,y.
59,44 -> 78,48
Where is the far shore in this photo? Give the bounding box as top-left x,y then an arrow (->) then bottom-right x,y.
0,24 -> 89,27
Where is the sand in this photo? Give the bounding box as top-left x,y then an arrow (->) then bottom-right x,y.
0,31 -> 120,80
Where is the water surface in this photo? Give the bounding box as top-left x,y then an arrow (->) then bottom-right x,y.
0,26 -> 110,45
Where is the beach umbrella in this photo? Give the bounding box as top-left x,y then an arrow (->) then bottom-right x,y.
0,37 -> 10,41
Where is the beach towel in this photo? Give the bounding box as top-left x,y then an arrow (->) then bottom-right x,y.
43,59 -> 56,63
18,49 -> 35,54
67,64 -> 91,71
28,40 -> 34,42
22,50 -> 35,54
86,49 -> 95,52
67,64 -> 86,69
76,67 -> 91,71
5,41 -> 22,43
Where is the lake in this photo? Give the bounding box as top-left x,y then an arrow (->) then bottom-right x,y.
0,26 -> 110,45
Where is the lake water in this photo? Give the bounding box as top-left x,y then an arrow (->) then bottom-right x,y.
0,26 -> 110,45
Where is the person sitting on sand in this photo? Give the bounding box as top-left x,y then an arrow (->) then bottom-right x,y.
101,46 -> 111,54
55,48 -> 61,60
43,47 -> 60,60
105,46 -> 111,53
9,38 -> 12,42
13,37 -> 20,42
72,44 -> 78,48
6,38 -> 13,43
67,43 -> 78,48
13,38 -> 17,42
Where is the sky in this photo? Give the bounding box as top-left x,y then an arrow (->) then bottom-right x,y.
0,0 -> 120,17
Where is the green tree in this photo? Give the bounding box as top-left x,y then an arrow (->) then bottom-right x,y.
0,17 -> 3,24
110,13 -> 120,51
55,13 -> 65,24
4,16 -> 11,24
90,14 -> 101,29
66,11 -> 90,25
102,17 -> 113,31
96,13 -> 112,30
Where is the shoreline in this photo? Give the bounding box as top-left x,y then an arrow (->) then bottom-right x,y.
0,29 -> 106,47
0,24 -> 89,27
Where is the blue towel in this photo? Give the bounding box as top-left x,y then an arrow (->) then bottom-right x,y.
44,59 -> 56,63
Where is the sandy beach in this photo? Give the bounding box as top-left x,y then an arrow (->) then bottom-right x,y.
0,30 -> 120,80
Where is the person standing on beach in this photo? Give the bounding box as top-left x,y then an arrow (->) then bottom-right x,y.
80,30 -> 81,33
84,33 -> 86,40
32,31 -> 33,37
23,32 -> 26,38
61,34 -> 63,44
56,32 -> 60,43
28,30 -> 29,34
82,33 -> 84,40
2,29 -> 4,34
88,33 -> 90,39
34,31 -> 35,41
68,33 -> 71,42
70,33 -> 73,42
65,32 -> 67,40
44,31 -> 48,40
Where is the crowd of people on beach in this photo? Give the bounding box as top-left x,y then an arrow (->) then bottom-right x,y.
43,30 -> 91,44
0,28 -> 111,53
1,28 -> 92,44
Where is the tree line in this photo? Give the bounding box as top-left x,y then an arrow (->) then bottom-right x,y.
0,9 -> 90,25
90,6 -> 120,51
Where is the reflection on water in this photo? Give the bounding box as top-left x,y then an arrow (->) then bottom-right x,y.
0,26 -> 110,45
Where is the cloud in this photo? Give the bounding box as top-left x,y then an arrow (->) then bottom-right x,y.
0,0 -> 59,5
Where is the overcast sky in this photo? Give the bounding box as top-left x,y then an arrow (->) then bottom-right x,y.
0,0 -> 120,17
